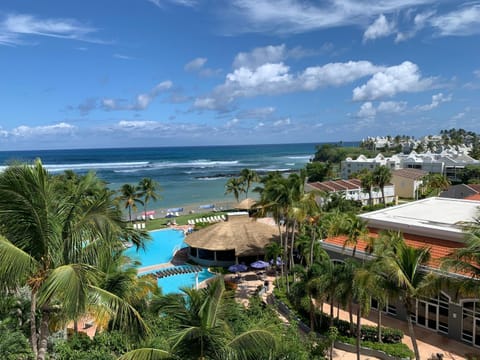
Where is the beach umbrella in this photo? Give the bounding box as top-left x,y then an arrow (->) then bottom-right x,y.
269,257 -> 284,266
250,260 -> 270,269
228,264 -> 248,273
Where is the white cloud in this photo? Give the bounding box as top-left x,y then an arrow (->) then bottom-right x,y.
226,0 -> 437,34
233,44 -> 287,69
193,60 -> 390,111
363,14 -> 395,42
0,13 -> 99,45
417,92 -> 452,111
474,69 -> 480,78
113,53 -> 133,60
225,118 -> 240,128
148,0 -> 198,8
357,100 -> 407,119
395,10 -> 435,42
430,4 -> 480,36
185,57 -> 207,71
377,101 -> 407,113
353,61 -> 434,101
10,122 -> 77,137
273,118 -> 291,127
452,112 -> 465,120
100,80 -> 173,111
237,106 -> 275,119
357,102 -> 376,119
116,120 -> 158,129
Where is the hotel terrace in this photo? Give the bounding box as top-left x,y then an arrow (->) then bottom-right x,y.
321,197 -> 480,347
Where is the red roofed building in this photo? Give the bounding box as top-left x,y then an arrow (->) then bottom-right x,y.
322,197 -> 480,347
305,178 -> 395,205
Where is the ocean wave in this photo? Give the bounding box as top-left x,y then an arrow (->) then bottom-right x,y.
252,168 -> 292,172
286,155 -> 313,160
44,162 -> 150,172
196,176 -> 229,181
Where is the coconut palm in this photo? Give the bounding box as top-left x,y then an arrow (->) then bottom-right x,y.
359,170 -> 375,206
239,168 -> 259,199
0,161 -> 148,360
374,235 -> 431,360
373,165 -> 392,204
119,183 -> 144,223
420,173 -> 450,198
224,177 -> 245,203
138,178 -> 162,223
340,213 -> 370,258
125,277 -> 276,360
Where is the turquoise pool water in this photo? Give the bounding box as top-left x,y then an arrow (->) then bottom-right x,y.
125,229 -> 185,267
124,229 -> 215,294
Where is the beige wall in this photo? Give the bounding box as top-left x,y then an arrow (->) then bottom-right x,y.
391,175 -> 419,199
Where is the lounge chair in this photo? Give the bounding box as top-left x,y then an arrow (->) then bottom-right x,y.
149,214 -> 154,220
221,215 -> 226,221
141,223 -> 146,229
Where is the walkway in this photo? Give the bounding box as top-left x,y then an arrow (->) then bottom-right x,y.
323,303 -> 479,360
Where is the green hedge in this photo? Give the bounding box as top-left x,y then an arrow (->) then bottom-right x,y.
338,336 -> 414,359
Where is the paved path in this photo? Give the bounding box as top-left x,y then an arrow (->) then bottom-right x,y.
323,303 -> 478,360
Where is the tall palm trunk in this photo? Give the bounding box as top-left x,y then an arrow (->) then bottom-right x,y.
356,306 -> 361,360
309,297 -> 315,331
381,187 -> 386,204
330,297 -> 334,327
377,309 -> 382,342
276,223 -> 285,288
405,301 -> 420,360
349,300 -> 354,335
289,219 -> 297,271
30,290 -> 38,358
309,228 -> 316,269
37,309 -> 50,360
283,222 -> 290,293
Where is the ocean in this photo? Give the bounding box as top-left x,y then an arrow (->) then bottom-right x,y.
0,143 -> 348,213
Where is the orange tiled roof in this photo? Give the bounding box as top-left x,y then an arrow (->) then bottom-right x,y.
464,194 -> 480,201
323,229 -> 464,270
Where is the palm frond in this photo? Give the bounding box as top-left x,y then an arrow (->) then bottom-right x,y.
118,348 -> 173,360
0,236 -> 37,288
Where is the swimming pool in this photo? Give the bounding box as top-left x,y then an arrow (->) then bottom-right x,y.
125,229 -> 185,267
124,229 -> 215,294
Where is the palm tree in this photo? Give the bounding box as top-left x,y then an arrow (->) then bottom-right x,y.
138,178 -> 162,223
359,170 -> 375,206
125,277 -> 276,360
339,213 -> 369,258
224,177 -> 245,203
0,161 -> 149,360
420,173 -> 450,198
374,235 -> 431,360
239,168 -> 259,199
119,183 -> 144,223
373,165 -> 392,204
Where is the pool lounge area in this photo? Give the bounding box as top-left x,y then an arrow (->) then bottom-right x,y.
125,229 -> 215,294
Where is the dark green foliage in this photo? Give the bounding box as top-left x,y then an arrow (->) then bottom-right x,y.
306,161 -> 333,182
53,331 -> 133,360
313,144 -> 376,164
0,323 -> 34,360
459,165 -> 480,184
337,336 -> 414,359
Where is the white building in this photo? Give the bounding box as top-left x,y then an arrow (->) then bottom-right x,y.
340,154 -> 401,179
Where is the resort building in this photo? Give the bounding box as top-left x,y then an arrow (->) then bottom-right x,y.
305,178 -> 395,205
341,149 -> 479,181
390,168 -> 428,199
340,154 -> 401,179
184,212 -> 278,267
321,197 -> 480,347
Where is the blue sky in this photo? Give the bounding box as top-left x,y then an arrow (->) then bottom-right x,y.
0,0 -> 479,150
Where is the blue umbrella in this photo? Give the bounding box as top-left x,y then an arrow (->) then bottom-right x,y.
228,264 -> 248,273
250,260 -> 270,269
269,257 -> 284,266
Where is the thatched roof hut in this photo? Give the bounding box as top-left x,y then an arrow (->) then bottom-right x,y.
184,214 -> 278,266
235,198 -> 257,210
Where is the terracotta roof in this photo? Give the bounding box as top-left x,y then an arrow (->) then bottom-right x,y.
185,216 -> 278,256
308,178 -> 362,192
464,194 -> 480,201
323,228 -> 464,270
392,168 -> 428,180
466,184 -> 480,193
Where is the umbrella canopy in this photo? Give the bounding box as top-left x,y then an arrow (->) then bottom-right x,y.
235,198 -> 257,210
250,260 -> 270,269
269,257 -> 284,266
228,264 -> 248,273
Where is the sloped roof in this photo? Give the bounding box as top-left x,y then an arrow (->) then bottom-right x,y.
465,194 -> 480,201
392,168 -> 428,180
323,230 -> 464,270
185,217 -> 278,256
308,178 -> 362,192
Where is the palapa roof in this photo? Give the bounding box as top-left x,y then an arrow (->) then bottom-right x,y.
185,216 -> 278,256
235,198 -> 257,210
